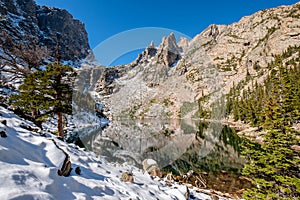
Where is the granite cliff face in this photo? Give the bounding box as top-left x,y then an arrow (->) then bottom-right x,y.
94,2 -> 300,119
185,2 -> 300,94
0,0 -> 91,63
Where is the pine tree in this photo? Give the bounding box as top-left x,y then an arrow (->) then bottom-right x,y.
241,53 -> 300,199
11,63 -> 76,137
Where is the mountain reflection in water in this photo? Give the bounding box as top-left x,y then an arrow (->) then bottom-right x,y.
76,118 -> 252,193
78,119 -> 245,173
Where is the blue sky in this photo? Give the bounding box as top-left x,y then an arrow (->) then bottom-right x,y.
35,0 -> 299,65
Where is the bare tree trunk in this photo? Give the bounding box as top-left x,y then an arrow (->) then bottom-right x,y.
31,109 -> 42,128
58,112 -> 63,137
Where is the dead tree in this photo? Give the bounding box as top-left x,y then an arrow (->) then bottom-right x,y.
0,31 -> 49,84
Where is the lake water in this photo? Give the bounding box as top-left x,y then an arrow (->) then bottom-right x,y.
77,118 -> 251,192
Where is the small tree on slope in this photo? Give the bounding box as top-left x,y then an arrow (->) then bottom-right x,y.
11,63 -> 76,137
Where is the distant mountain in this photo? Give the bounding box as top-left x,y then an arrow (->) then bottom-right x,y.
92,2 -> 300,119
0,0 -> 91,64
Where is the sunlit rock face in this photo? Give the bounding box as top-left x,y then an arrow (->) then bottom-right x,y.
94,2 -> 300,119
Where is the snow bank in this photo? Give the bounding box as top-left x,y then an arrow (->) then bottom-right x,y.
0,106 -> 223,199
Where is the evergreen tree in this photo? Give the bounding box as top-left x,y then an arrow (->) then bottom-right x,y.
226,46 -> 300,126
242,109 -> 300,199
11,63 -> 76,137
241,51 -> 300,199
223,45 -> 300,199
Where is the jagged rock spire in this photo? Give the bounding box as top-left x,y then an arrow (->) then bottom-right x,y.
154,32 -> 181,67
177,37 -> 189,52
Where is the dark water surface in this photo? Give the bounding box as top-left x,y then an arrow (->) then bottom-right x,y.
78,118 -> 252,192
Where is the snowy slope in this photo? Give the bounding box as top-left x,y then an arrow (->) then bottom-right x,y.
0,106 -> 224,200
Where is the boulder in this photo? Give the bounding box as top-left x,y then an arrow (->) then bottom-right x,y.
0,120 -> 7,126
0,130 -> 7,138
142,159 -> 162,178
120,171 -> 134,182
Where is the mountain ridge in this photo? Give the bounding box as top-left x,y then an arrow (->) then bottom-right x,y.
93,2 -> 300,120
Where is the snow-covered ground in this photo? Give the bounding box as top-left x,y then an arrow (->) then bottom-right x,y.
0,106 -> 229,200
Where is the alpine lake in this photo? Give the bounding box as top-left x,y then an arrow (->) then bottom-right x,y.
75,118 -> 252,194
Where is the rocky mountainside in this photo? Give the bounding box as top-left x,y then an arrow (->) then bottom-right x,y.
0,0 -> 91,63
93,2 -> 300,120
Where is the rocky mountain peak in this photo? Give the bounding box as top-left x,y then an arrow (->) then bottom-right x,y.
131,33 -> 183,67
149,40 -> 155,48
0,0 -> 91,65
154,32 -> 182,67
206,24 -> 220,40
36,6 -> 91,63
94,2 -> 300,119
131,41 -> 157,66
177,36 -> 189,52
